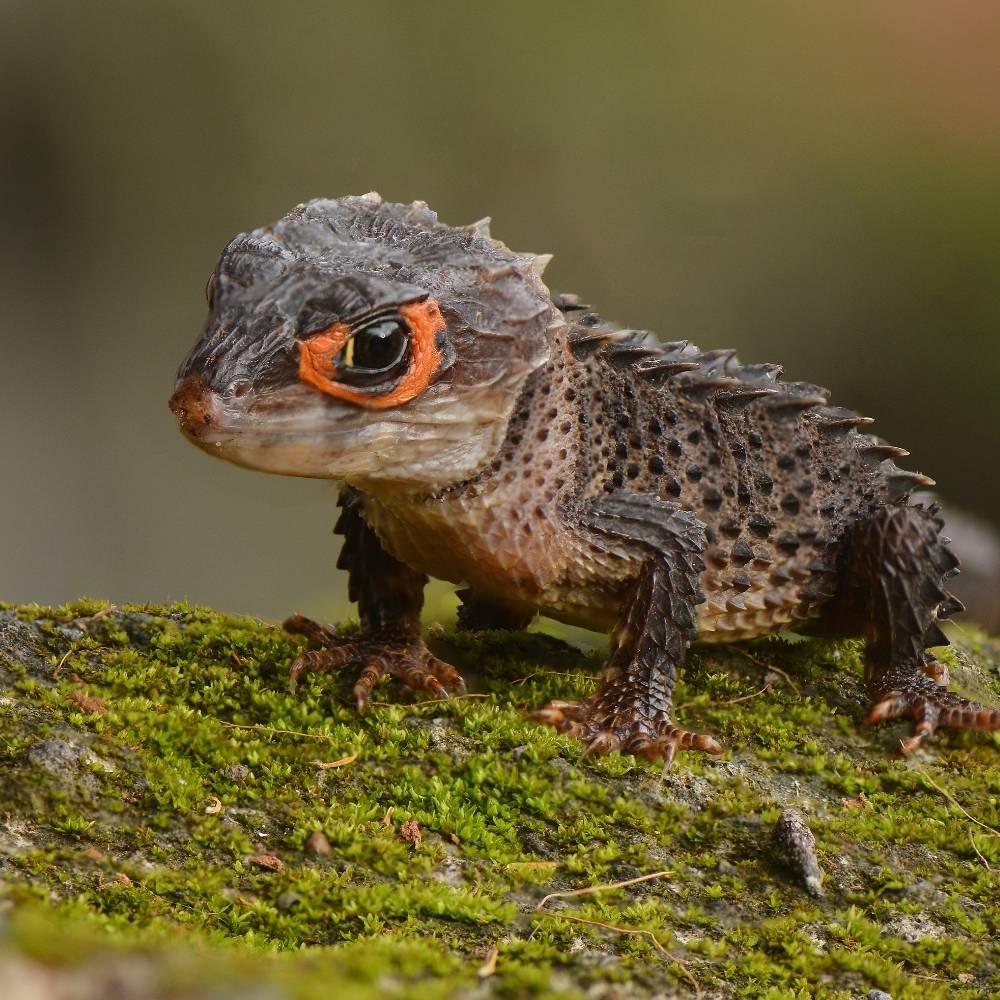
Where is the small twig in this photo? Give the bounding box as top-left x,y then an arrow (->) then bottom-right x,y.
535,911 -> 702,995
367,693 -> 491,707
676,683 -> 773,713
730,647 -> 801,696
969,829 -> 992,870
513,670 -> 596,687
532,879 -> 702,997
53,649 -> 74,674
534,871 -> 687,977
308,754 -> 358,769
477,944 -> 499,978
213,719 -> 337,742
535,869 -> 673,911
918,769 -> 1000,839
74,604 -> 118,626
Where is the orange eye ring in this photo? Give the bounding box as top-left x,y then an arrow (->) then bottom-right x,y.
297,298 -> 444,409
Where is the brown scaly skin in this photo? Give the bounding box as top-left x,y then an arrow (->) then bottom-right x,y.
169,193 -> 1000,761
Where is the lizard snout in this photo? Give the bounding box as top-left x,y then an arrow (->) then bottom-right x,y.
169,376 -> 223,442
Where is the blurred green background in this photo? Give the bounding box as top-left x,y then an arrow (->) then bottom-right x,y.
1,1 -> 997,623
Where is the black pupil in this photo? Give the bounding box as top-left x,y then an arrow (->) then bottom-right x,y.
333,316 -> 411,389
349,318 -> 406,371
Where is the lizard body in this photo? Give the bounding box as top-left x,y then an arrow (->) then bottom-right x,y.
170,193 -> 999,759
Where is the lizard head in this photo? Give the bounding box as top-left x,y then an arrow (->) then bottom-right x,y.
169,193 -> 557,489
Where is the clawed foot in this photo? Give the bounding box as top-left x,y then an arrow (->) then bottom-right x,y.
530,697 -> 723,762
283,614 -> 465,711
865,659 -> 1000,754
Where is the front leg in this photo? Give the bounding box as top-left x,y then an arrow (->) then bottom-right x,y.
284,488 -> 464,709
533,494 -> 723,762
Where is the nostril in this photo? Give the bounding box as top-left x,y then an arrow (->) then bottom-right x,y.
169,376 -> 222,440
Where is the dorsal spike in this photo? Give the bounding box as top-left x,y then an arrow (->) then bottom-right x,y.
675,375 -> 742,398
659,340 -> 692,356
568,325 -> 633,355
530,253 -> 553,277
766,393 -> 828,416
635,359 -> 701,381
716,387 -> 780,408
938,596 -> 964,619
816,406 -> 875,433
553,292 -> 588,312
604,345 -> 665,368
885,469 -> 936,500
924,623 -> 950,648
858,444 -> 910,464
738,362 -> 784,385
689,349 -> 741,380
467,216 -> 491,238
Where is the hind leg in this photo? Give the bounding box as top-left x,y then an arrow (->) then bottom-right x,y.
835,503 -> 1000,752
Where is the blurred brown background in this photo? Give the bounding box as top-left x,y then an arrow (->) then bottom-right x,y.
1,1 -> 997,624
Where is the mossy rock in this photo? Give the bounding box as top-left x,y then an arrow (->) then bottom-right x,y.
1,601 -> 999,998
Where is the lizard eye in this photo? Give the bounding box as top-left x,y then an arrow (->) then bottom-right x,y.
333,316 -> 411,387
297,297 -> 445,410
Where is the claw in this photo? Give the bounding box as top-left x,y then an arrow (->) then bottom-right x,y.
422,675 -> 449,700
426,656 -> 467,694
660,737 -> 680,766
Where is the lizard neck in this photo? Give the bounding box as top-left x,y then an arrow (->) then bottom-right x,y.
353,330 -> 594,600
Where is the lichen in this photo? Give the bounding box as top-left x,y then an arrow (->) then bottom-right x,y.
1,601 -> 998,998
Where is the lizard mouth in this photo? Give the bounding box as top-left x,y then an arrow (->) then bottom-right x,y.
169,365 -> 531,487
169,375 -> 377,478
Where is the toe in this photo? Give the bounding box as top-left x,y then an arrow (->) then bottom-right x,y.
388,652 -> 457,701
651,726 -> 724,763
584,730 -> 622,755
938,700 -> 1000,733
864,692 -> 908,726
283,614 -> 339,644
417,672 -> 450,700
529,701 -> 584,736
426,655 -> 467,694
289,645 -> 360,687
352,661 -> 386,712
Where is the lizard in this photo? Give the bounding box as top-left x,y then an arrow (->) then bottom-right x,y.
169,192 -> 1000,761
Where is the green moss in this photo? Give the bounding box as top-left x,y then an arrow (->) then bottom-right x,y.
1,601 -> 999,997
